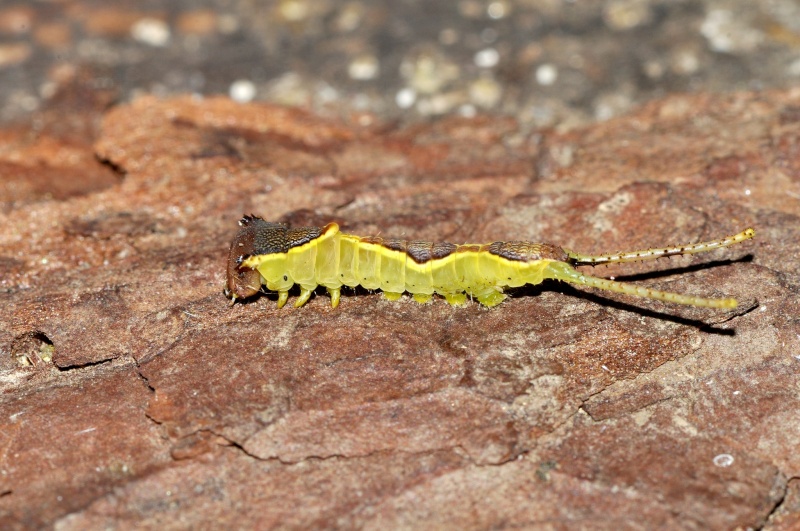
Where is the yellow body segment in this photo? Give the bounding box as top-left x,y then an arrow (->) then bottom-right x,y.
241,223 -> 535,307
405,256 -> 433,296
233,220 -> 754,310
379,248 -> 406,294
336,234 -> 359,287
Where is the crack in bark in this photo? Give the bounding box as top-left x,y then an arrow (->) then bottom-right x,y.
132,357 -> 156,394
760,474 -> 796,530
220,438 -> 500,468
55,355 -> 118,372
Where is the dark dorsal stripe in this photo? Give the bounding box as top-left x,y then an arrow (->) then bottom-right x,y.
242,215 -> 322,255
401,241 -> 457,263
243,217 -> 565,264
431,242 -> 458,259
379,238 -> 406,253
362,237 -> 458,264
487,241 -> 569,262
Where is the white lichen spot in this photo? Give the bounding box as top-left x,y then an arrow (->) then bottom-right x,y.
632,408 -> 653,427
279,0 -> 310,22
469,76 -> 501,108
670,47 -> 700,75
701,9 -> 763,53
712,453 -> 734,467
788,57 -> 800,78
316,82 -> 338,104
589,192 -> 632,232
603,0 -> 652,31
487,1 -> 509,19
417,92 -> 462,116
545,144 -> 572,168
598,192 -> 632,213
229,79 -> 256,103
535,63 -> 558,86
400,50 -> 460,94
594,92 -> 633,121
458,104 -> 477,118
348,54 -> 380,80
474,47 -> 499,68
395,87 -> 416,109
131,18 -> 171,47
333,2 -> 364,32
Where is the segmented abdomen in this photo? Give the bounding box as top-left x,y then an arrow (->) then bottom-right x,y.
251,223 -> 567,306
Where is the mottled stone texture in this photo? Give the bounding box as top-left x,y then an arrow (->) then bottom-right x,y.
1,89 -> 799,528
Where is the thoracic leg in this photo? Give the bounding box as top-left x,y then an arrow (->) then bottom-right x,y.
277,290 -> 289,308
294,287 -> 315,307
327,287 -> 341,308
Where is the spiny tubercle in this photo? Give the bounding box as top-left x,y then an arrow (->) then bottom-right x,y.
566,228 -> 755,265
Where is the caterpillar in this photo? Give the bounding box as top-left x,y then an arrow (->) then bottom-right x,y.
225,215 -> 755,309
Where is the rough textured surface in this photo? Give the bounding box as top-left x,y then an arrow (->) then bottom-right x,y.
1,88 -> 799,528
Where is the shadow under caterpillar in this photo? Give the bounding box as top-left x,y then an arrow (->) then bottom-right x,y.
225,215 -> 755,309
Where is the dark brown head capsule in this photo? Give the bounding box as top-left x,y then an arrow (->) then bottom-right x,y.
225,215 -> 328,302
225,215 -> 269,301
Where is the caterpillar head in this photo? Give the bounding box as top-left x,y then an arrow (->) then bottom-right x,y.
225,215 -> 331,303
225,215 -> 268,301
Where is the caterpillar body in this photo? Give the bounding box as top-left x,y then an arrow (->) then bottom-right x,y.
225,215 -> 755,309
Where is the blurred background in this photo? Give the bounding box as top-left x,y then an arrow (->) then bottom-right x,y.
1,0 -> 799,127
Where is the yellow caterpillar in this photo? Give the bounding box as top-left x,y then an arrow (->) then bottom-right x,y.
225,215 -> 755,309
